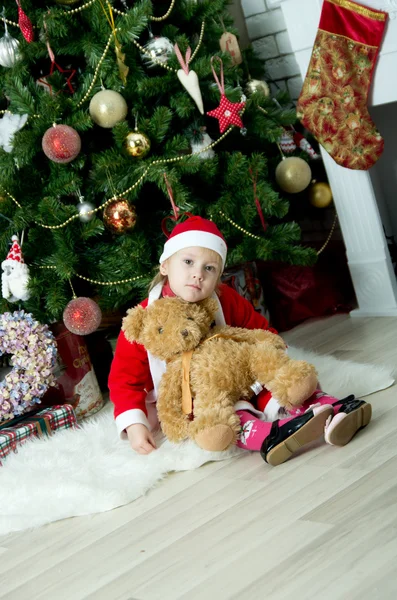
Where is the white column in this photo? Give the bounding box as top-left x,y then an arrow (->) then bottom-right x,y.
321,148 -> 397,316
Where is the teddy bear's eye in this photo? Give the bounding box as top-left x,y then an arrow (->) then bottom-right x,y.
186,317 -> 194,321
158,327 -> 163,334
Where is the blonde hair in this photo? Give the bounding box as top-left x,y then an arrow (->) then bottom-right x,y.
148,267 -> 167,292
148,248 -> 223,293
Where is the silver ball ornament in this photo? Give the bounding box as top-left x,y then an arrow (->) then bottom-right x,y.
142,36 -> 174,67
89,90 -> 128,129
78,200 -> 95,222
0,31 -> 20,68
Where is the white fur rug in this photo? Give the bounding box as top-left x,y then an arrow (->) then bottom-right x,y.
0,347 -> 394,536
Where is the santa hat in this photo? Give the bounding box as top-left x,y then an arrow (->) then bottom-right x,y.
2,235 -> 25,268
159,216 -> 227,268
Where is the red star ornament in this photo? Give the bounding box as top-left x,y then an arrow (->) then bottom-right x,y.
207,94 -> 245,133
37,61 -> 76,95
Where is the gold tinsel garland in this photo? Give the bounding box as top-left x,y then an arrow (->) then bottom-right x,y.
3,0 -> 176,28
38,265 -> 144,286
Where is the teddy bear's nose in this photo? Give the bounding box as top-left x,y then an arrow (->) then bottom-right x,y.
181,329 -> 189,337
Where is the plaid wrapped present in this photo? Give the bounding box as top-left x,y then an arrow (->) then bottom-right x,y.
0,404 -> 77,464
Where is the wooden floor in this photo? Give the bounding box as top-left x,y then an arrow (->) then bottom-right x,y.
1,314 -> 397,600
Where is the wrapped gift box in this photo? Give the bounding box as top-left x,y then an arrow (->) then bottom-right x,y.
0,404 -> 77,464
222,261 -> 270,320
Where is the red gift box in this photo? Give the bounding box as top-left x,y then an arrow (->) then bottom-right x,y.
0,404 -> 77,465
49,323 -> 104,419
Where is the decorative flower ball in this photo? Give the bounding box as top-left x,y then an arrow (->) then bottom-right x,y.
42,124 -> 81,164
0,310 -> 58,422
63,297 -> 102,335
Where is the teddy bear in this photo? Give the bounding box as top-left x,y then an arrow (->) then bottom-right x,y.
123,296 -> 318,452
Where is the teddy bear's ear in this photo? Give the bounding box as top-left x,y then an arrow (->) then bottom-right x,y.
199,297 -> 219,319
122,305 -> 146,343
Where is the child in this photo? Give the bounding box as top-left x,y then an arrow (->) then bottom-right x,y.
108,216 -> 372,466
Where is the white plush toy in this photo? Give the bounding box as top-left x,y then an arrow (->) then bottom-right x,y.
190,131 -> 215,159
1,235 -> 30,302
0,113 -> 28,153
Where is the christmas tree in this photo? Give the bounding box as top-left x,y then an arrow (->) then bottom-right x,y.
0,0 -> 316,328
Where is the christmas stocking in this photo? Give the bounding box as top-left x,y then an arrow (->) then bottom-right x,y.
297,0 -> 387,170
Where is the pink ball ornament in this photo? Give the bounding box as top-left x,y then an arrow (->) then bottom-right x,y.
63,297 -> 102,335
42,124 -> 81,164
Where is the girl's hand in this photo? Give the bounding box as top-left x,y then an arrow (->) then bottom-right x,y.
126,423 -> 157,454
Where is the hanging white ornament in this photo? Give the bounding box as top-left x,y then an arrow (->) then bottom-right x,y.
174,44 -> 204,115
1,235 -> 30,302
89,89 -> 128,128
142,35 -> 174,68
0,112 -> 28,153
0,13 -> 20,68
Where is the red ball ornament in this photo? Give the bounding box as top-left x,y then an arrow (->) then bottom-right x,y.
63,297 -> 102,335
42,124 -> 81,164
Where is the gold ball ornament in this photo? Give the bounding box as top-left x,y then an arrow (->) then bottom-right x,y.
89,90 -> 128,129
275,157 -> 312,194
125,130 -> 151,159
308,181 -> 333,208
245,79 -> 270,96
103,199 -> 137,234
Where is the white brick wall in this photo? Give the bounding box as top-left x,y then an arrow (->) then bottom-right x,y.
242,1 -> 303,100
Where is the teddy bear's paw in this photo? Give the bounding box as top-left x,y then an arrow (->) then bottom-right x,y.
268,362 -> 318,408
257,332 -> 286,350
194,424 -> 236,452
287,369 -> 318,406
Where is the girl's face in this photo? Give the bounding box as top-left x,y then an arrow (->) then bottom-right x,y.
160,246 -> 222,302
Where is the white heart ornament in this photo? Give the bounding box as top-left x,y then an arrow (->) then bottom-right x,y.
177,68 -> 204,115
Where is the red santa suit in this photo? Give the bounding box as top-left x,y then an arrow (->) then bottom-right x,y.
108,280 -> 280,438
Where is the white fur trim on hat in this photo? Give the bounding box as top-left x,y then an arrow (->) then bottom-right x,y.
159,230 -> 227,268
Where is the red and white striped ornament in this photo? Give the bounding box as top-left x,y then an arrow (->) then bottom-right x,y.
15,1 -> 34,43
279,130 -> 296,154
